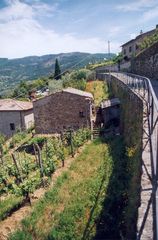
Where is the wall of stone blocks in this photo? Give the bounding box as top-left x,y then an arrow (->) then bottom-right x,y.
0,110 -> 34,137
131,41 -> 158,80
107,75 -> 143,239
33,91 -> 92,134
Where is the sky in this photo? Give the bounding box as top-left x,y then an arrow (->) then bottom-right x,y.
0,0 -> 158,59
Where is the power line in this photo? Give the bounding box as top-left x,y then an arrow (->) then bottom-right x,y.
8,53 -> 101,100
49,53 -> 95,80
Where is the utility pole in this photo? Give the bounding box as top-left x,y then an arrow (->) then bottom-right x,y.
108,40 -> 111,60
108,40 -> 111,86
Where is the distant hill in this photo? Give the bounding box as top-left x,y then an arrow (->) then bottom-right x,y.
0,52 -> 115,93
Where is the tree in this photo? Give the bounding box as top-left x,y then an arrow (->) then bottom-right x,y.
12,81 -> 28,98
54,59 -> 61,80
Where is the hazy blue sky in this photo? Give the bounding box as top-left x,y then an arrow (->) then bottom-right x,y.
0,0 -> 158,58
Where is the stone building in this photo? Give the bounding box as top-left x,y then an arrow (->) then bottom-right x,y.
122,25 -> 158,60
0,99 -> 34,137
33,88 -> 95,134
131,41 -> 158,79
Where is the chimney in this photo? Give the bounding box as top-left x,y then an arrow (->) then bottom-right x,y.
140,30 -> 143,35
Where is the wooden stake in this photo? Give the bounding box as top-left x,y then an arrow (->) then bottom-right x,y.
11,153 -> 23,183
45,139 -> 48,162
33,143 -> 38,166
35,143 -> 44,180
70,130 -> 74,157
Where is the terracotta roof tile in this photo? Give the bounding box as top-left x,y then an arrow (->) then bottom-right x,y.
0,99 -> 33,111
63,88 -> 93,99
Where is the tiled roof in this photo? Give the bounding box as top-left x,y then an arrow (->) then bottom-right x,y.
121,28 -> 156,47
0,99 -> 33,111
101,98 -> 120,109
63,87 -> 93,99
121,39 -> 135,47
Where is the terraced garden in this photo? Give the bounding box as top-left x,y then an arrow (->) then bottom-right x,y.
0,129 -> 91,231
8,136 -> 130,240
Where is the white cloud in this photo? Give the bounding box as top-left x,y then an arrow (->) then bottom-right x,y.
0,18 -> 120,58
108,26 -> 123,37
116,0 -> 157,12
0,0 -> 33,22
142,6 -> 158,21
0,0 -> 56,22
130,33 -> 137,39
0,0 -> 120,58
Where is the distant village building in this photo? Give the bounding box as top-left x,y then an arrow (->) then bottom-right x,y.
33,88 -> 95,134
0,99 -> 34,136
121,25 -> 158,60
29,89 -> 36,100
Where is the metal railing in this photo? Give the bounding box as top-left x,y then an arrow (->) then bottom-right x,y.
96,71 -> 158,240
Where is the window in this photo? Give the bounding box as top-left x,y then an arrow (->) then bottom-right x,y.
123,49 -> 126,55
79,111 -> 85,118
10,123 -> 15,131
92,106 -> 95,115
129,46 -> 132,52
136,44 -> 139,50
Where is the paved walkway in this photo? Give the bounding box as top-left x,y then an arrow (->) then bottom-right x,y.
150,80 -> 158,98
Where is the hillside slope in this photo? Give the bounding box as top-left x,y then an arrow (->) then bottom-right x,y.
0,52 -> 115,92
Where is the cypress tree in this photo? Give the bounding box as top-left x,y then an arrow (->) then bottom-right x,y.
54,58 -> 61,80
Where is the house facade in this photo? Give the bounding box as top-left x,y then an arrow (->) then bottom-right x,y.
0,99 -> 34,136
122,25 -> 158,60
33,88 -> 95,134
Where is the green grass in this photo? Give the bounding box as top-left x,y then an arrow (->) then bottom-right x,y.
10,139 -> 113,240
0,195 -> 23,221
86,80 -> 109,106
87,60 -> 114,70
0,129 -> 90,223
9,137 -> 137,240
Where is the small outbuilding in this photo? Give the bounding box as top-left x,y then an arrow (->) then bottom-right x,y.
101,98 -> 120,129
0,99 -> 34,137
33,87 -> 95,134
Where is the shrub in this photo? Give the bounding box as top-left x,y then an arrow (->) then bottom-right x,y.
9,132 -> 27,148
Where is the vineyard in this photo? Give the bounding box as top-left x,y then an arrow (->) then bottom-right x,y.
0,129 -> 91,223
8,136 -> 130,240
9,139 -> 111,239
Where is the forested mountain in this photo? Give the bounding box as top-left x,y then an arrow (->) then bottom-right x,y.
0,52 -> 115,93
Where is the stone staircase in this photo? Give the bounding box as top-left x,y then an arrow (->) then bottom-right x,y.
93,127 -> 100,139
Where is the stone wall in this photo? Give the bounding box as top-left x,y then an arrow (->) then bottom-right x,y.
108,76 -> 143,144
22,110 -> 34,129
131,41 -> 158,79
33,91 -> 93,134
105,75 -> 143,239
0,109 -> 34,136
0,111 -> 21,136
95,61 -> 131,75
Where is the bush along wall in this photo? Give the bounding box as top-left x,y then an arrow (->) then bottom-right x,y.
106,75 -> 143,239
